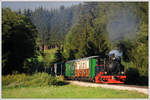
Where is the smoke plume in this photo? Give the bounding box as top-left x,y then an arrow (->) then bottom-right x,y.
107,7 -> 139,42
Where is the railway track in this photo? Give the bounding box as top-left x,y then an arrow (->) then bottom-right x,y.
66,80 -> 149,95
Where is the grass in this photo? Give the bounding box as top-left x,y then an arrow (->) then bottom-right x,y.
2,73 -> 148,98
2,73 -> 63,88
2,84 -> 148,98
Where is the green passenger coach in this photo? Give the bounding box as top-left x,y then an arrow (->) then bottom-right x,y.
65,56 -> 99,81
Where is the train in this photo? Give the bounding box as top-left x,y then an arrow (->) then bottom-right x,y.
52,51 -> 126,84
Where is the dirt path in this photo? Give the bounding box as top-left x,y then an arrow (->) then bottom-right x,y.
67,80 -> 149,95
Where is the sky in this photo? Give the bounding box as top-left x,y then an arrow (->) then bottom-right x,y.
2,1 -> 82,11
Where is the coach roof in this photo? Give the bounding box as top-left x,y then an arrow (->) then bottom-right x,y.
66,56 -> 99,63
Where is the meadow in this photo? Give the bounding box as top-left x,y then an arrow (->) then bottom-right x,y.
2,73 -> 148,98
2,84 -> 148,98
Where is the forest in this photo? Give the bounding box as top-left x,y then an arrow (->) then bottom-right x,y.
2,2 -> 148,84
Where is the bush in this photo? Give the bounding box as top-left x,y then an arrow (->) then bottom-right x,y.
125,67 -> 148,85
55,76 -> 69,86
2,73 -> 62,88
125,67 -> 140,84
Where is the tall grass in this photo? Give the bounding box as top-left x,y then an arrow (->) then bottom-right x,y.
2,73 -> 64,88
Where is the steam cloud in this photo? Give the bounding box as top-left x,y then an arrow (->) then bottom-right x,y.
107,7 -> 139,42
109,50 -> 122,58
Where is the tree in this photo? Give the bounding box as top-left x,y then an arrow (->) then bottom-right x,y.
2,8 -> 37,75
63,2 -> 112,60
54,49 -> 64,63
28,7 -> 51,52
130,3 -> 148,76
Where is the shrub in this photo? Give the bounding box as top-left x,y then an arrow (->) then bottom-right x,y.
56,75 -> 64,82
2,73 -> 62,88
125,67 -> 140,85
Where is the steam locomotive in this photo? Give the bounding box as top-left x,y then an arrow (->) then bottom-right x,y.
52,50 -> 126,84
